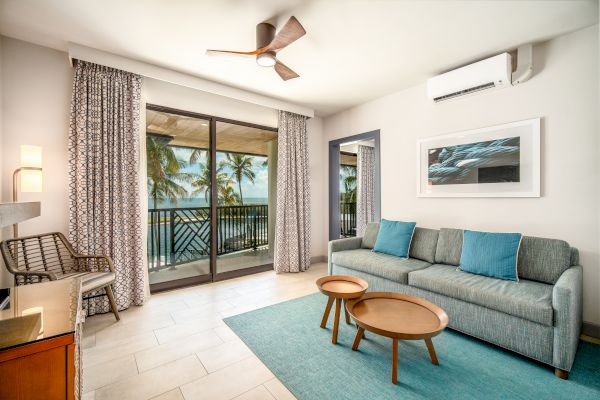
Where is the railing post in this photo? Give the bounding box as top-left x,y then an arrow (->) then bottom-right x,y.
149,210 -> 154,270
170,210 -> 175,268
252,206 -> 257,251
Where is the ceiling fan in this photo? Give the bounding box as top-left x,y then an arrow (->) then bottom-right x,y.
206,16 -> 306,81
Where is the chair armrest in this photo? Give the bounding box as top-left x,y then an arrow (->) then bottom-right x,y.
14,270 -> 57,284
75,255 -> 115,273
552,265 -> 583,372
328,237 -> 363,275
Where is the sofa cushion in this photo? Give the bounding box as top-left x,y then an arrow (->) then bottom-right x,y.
373,219 -> 416,258
409,227 -> 439,263
435,228 -> 463,266
517,236 -> 572,284
361,222 -> 380,249
331,249 -> 430,284
408,264 -> 553,326
459,230 -> 522,281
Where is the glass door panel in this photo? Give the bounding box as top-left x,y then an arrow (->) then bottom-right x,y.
339,148 -> 357,238
215,121 -> 277,275
146,107 -> 212,290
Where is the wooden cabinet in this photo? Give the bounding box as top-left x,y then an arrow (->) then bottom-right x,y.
0,279 -> 82,399
0,334 -> 76,399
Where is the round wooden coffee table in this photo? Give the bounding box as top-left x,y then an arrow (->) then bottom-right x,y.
346,292 -> 449,384
316,276 -> 368,344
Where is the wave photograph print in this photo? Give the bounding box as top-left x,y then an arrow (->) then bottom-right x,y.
417,118 -> 540,197
428,137 -> 520,185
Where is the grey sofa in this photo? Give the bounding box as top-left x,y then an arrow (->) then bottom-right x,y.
328,223 -> 583,379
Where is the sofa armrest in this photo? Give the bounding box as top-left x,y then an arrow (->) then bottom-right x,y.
328,237 -> 363,274
552,265 -> 583,372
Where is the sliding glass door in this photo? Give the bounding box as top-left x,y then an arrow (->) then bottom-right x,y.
146,107 -> 213,290
145,105 -> 277,292
215,121 -> 277,277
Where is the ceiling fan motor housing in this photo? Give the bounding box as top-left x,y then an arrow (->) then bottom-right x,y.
256,22 -> 276,67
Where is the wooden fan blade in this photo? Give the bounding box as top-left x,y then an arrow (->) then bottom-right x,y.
264,16 -> 306,52
274,61 -> 299,81
206,49 -> 259,57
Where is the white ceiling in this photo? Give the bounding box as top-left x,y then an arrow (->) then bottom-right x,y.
1,0 -> 597,116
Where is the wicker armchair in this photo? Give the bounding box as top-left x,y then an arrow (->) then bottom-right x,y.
1,232 -> 120,321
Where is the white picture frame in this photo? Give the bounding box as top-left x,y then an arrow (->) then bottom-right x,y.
417,118 -> 540,197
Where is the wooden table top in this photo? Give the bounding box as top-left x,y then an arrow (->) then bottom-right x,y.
347,292 -> 449,340
316,276 -> 368,299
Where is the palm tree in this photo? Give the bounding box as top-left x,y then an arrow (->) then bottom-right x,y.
340,165 -> 357,203
220,153 -> 255,205
219,185 -> 240,206
146,136 -> 190,208
189,148 -> 206,165
146,137 -> 192,262
190,163 -> 238,205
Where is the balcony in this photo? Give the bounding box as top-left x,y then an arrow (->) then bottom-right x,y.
147,204 -> 270,283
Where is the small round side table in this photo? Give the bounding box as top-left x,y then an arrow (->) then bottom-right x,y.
316,275 -> 368,344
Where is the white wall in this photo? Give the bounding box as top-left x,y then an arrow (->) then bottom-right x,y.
0,37 -> 73,287
307,116 -> 327,259
323,25 -> 600,325
0,37 -> 327,289
143,78 -> 278,128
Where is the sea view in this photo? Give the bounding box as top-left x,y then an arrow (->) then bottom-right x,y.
148,197 -> 269,209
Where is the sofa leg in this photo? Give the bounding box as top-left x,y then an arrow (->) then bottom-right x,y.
105,285 -> 120,322
554,368 -> 568,380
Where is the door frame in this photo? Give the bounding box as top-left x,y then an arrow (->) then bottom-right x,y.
146,104 -> 277,293
328,130 -> 381,241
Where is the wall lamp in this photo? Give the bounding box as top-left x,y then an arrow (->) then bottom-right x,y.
12,145 -> 43,238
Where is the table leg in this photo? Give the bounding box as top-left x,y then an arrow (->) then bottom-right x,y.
424,337 -> 439,365
320,296 -> 335,328
392,338 -> 398,384
332,298 -> 341,344
343,299 -> 351,324
352,327 -> 364,350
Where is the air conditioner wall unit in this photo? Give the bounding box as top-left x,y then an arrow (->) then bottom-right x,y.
427,53 -> 512,102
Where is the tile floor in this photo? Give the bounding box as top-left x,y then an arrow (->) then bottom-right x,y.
82,262 -> 328,400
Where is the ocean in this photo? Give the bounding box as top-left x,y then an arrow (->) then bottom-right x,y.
148,197 -> 268,209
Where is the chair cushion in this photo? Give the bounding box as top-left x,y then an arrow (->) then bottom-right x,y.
459,230 -> 522,281
409,227 -> 439,263
517,236 -> 572,284
361,222 -> 380,249
434,228 -> 463,266
60,272 -> 116,292
331,249 -> 430,284
408,264 -> 553,326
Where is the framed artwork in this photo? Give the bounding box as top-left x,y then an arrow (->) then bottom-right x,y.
417,118 -> 540,197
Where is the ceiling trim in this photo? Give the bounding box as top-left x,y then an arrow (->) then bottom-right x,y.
67,42 -> 315,118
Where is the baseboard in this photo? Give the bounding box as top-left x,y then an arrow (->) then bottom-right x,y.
582,321 -> 600,338
310,255 -> 327,264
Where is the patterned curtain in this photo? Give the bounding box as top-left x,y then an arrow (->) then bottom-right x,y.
356,145 -> 376,237
68,61 -> 145,315
274,111 -> 311,273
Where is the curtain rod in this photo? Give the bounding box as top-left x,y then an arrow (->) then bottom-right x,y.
67,42 -> 314,118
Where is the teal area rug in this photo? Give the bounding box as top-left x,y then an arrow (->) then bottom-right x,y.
224,293 -> 600,400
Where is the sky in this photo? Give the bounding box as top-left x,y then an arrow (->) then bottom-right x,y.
174,147 -> 269,200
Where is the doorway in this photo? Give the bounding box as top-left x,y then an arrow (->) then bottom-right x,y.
146,104 -> 277,292
329,130 -> 381,240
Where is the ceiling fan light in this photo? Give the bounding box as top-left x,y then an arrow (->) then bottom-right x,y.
256,52 -> 276,67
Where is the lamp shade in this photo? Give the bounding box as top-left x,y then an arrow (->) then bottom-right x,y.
20,145 -> 42,193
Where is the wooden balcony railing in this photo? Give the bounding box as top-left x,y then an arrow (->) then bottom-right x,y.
148,205 -> 268,272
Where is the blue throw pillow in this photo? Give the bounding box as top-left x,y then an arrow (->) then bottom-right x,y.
459,230 -> 522,281
372,219 -> 417,258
